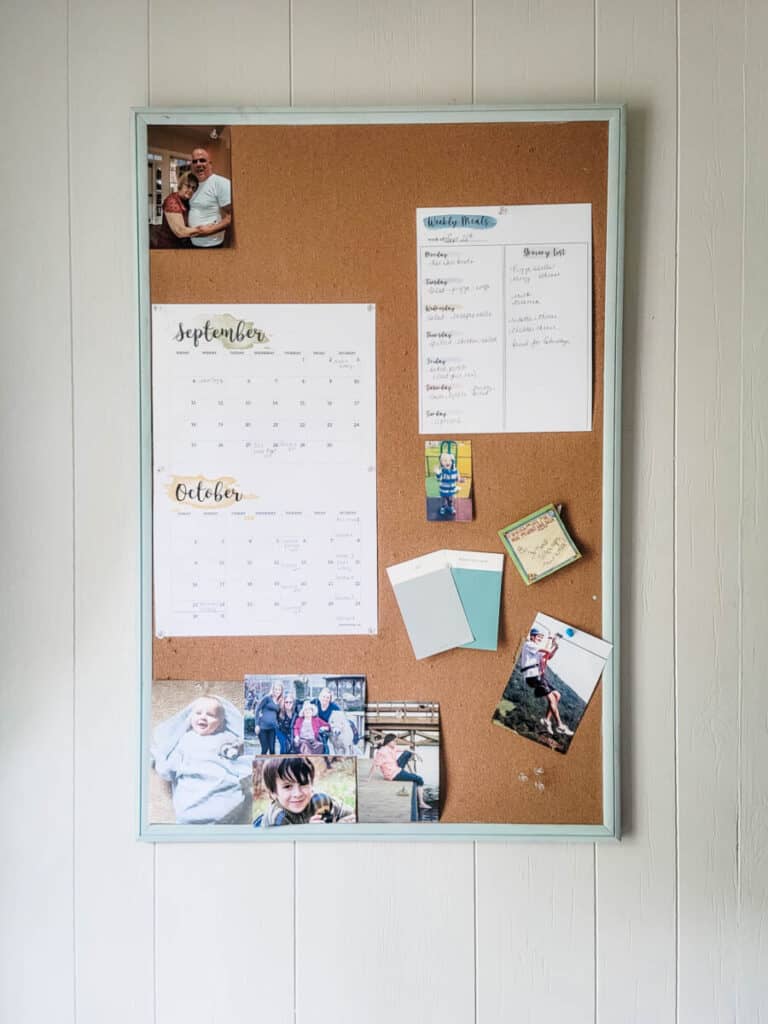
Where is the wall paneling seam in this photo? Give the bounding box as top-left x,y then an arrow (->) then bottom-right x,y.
471,0 -> 476,104
288,0 -> 294,107
593,0 -> 597,102
146,0 -> 151,103
152,846 -> 158,1024
473,841 -> 478,1024
673,1 -> 681,1020
65,0 -> 78,1020
292,840 -> 297,1018
735,0 -> 748,911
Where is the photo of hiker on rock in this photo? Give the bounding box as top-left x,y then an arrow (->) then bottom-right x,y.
492,613 -> 612,754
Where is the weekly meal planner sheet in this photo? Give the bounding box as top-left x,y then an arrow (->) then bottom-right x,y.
151,303 -> 377,638
417,203 -> 593,434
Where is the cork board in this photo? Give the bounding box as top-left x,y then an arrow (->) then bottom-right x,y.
143,111 -> 622,831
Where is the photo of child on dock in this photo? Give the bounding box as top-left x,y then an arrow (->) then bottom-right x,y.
357,702 -> 440,822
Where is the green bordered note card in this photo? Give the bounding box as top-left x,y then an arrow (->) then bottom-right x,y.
498,504 -> 581,585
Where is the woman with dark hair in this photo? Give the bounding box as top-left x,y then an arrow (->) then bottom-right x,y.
152,171 -> 228,249
368,733 -> 430,810
276,692 -> 298,753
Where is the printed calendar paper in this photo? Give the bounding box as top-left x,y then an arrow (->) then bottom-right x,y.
152,303 -> 377,637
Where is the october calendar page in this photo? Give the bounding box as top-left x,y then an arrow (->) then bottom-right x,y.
151,303 -> 377,637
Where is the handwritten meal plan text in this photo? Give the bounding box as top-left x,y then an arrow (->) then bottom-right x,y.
417,204 -> 592,433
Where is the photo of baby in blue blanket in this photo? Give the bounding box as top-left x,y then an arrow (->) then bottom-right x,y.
151,689 -> 253,825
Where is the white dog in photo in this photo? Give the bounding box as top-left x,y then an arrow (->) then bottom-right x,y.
328,710 -> 356,756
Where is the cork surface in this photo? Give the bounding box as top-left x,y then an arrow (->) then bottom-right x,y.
149,120 -> 609,824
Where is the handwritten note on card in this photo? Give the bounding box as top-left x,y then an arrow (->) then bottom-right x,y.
417,204 -> 592,433
499,505 -> 581,585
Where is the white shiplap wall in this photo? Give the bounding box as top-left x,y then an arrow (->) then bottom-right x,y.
1,2 -> 765,1022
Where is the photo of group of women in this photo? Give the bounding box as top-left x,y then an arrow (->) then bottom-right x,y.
244,674 -> 365,758
148,678 -> 441,828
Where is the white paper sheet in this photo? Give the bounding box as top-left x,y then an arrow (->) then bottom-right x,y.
417,204 -> 592,433
152,303 -> 377,637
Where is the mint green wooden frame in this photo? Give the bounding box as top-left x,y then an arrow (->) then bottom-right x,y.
134,105 -> 625,842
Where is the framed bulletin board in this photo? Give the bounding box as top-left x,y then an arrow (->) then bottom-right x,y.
134,105 -> 625,841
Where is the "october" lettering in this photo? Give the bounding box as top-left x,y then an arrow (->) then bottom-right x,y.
175,480 -> 243,504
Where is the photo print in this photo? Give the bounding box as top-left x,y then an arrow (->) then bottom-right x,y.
149,679 -> 251,825
147,124 -> 233,250
357,702 -> 440,823
492,613 -> 612,753
252,756 -> 357,827
244,674 -> 366,758
425,439 -> 474,521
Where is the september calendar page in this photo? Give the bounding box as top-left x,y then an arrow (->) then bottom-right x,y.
151,303 -> 377,637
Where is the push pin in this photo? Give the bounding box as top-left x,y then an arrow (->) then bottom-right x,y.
518,773 -> 529,783
565,628 -> 575,637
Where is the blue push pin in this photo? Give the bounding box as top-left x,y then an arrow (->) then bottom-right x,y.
565,628 -> 575,638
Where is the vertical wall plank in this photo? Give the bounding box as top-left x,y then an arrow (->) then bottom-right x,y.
156,845 -> 295,1023
148,7 -> 294,1023
677,1 -> 744,1019
292,0 -> 472,104
149,0 -> 289,105
290,15 -> 475,1024
68,1 -> 155,1020
594,2 -> 678,1020
0,4 -> 75,1023
295,843 -> 475,1023
473,9 -> 595,1021
740,1 -> 768,1018
474,0 -> 594,102
476,846 -> 595,1023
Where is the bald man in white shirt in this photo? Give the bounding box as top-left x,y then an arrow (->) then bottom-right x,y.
187,147 -> 232,247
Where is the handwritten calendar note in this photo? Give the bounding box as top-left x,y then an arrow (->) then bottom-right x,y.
151,304 -> 377,637
417,204 -> 592,433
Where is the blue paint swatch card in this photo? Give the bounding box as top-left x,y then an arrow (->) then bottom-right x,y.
445,551 -> 504,651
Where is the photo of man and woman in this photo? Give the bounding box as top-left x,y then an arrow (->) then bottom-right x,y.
244,674 -> 366,758
147,125 -> 233,250
492,613 -> 612,754
357,702 -> 440,822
